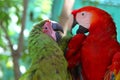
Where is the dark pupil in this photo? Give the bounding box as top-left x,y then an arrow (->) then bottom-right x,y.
45,27 -> 47,29
82,13 -> 84,16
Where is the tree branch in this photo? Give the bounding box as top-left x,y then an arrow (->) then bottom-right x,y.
59,0 -> 75,36
0,0 -> 28,80
0,21 -> 14,53
17,0 -> 28,54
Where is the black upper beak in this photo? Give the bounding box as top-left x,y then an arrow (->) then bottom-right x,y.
71,19 -> 89,34
51,21 -> 64,42
71,19 -> 78,30
76,25 -> 89,34
52,22 -> 64,33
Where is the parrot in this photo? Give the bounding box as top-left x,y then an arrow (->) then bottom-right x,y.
19,20 -> 71,80
65,6 -> 120,80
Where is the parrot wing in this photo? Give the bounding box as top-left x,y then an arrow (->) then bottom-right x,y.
64,34 -> 86,80
65,34 -> 86,69
104,52 -> 120,80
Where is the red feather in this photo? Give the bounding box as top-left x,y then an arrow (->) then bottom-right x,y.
66,6 -> 120,80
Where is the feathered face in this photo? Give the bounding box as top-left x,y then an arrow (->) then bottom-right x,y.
41,20 -> 63,42
71,6 -> 115,35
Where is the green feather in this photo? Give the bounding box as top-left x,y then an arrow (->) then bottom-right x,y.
19,20 -> 71,80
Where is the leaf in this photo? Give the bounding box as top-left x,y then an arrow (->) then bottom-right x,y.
0,30 -> 7,50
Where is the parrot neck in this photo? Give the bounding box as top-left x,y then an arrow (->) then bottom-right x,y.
28,27 -> 59,57
88,14 -> 117,39
88,21 -> 117,40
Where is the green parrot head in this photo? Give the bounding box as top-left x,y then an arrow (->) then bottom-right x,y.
33,20 -> 64,42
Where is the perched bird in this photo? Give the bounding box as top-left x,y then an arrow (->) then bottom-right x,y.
65,6 -> 120,80
19,20 -> 71,80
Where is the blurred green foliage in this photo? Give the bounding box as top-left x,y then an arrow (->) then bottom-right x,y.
0,0 -> 53,80
0,1 -> 22,80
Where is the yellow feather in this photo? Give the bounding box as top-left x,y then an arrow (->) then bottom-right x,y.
115,72 -> 120,80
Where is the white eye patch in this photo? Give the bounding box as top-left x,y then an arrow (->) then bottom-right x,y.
76,11 -> 92,29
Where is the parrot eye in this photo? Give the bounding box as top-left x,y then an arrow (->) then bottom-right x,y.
45,27 -> 48,29
82,12 -> 85,16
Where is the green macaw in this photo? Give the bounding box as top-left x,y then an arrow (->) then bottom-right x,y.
19,20 -> 71,80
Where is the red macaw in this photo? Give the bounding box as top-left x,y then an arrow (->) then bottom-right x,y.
65,6 -> 120,80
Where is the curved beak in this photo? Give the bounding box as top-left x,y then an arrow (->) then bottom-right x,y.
51,21 -> 64,42
71,19 -> 78,29
77,25 -> 89,34
71,19 -> 88,34
52,22 -> 64,33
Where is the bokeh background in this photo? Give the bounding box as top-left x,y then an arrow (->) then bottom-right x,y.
0,0 -> 120,80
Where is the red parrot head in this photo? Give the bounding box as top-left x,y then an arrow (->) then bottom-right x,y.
42,20 -> 63,42
71,6 -> 116,35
